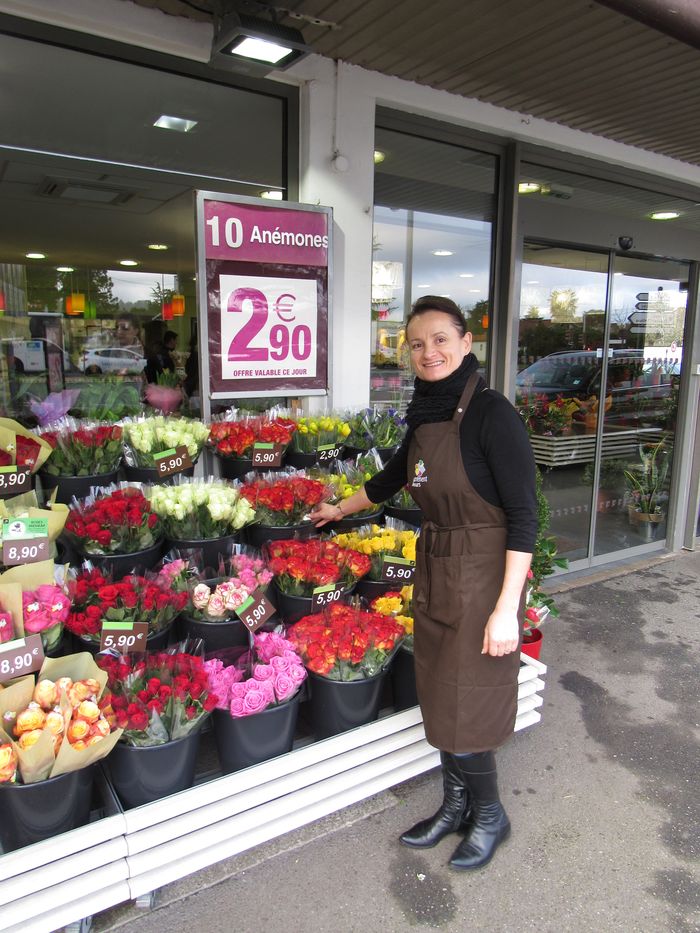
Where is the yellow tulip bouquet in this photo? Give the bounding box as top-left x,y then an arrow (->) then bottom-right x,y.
290,413 -> 351,454
332,520 -> 417,581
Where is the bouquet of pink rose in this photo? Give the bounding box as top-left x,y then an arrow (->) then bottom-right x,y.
204,631 -> 307,718
189,551 -> 273,622
22,584 -> 71,652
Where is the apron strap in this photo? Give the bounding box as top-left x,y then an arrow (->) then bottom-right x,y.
452,372 -> 483,425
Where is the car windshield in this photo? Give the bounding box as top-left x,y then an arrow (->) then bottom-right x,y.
518,355 -> 598,389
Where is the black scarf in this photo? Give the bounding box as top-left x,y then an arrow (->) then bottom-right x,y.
405,353 -> 481,434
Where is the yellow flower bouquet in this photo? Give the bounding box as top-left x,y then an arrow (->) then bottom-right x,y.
332,521 -> 417,581
289,413 -> 351,455
371,584 -> 414,652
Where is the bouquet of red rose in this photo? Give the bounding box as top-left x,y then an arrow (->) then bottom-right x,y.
240,471 -> 330,527
98,649 -> 217,746
64,485 -> 162,555
287,601 -> 405,681
265,537 -> 371,597
66,561 -> 189,642
209,412 -> 296,460
39,419 -> 123,476
0,418 -> 53,474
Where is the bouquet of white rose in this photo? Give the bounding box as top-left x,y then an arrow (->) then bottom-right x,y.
149,478 -> 255,541
122,416 -> 210,469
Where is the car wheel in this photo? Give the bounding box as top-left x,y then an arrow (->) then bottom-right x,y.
85,365 -> 102,375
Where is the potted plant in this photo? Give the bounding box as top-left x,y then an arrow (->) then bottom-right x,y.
624,440 -> 671,541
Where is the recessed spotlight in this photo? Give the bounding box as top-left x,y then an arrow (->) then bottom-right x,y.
459,273 -> 474,279
153,115 -> 197,133
649,210 -> 680,220
25,252 -> 46,260
148,244 -> 169,251
260,190 -> 284,200
56,266 -> 74,273
119,259 -> 139,267
373,150 -> 386,164
432,250 -> 454,257
518,182 -> 541,194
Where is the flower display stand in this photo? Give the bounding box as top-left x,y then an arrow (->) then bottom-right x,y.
0,654 -> 546,932
528,426 -> 665,467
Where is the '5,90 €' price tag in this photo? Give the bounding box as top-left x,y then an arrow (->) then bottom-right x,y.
100,621 -> 149,654
0,466 -> 31,498
316,444 -> 342,463
235,589 -> 276,632
381,556 -> 416,583
252,443 -> 284,468
311,583 -> 344,611
0,634 -> 44,684
2,517 -> 50,566
154,445 -> 193,478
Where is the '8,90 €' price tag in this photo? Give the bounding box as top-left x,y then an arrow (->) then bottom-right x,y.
0,466 -> 31,498
252,442 -> 284,468
311,583 -> 344,611
2,517 -> 50,566
235,589 -> 276,632
100,621 -> 149,654
154,445 -> 193,478
381,556 -> 416,583
0,634 -> 44,684
316,444 -> 342,463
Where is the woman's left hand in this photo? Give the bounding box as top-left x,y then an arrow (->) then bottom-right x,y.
481,607 -> 520,657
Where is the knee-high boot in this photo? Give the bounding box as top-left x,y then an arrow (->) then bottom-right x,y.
400,752 -> 472,848
448,750 -> 510,870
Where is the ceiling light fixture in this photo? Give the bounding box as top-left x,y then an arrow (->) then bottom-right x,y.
56,266 -> 74,273
518,182 -> 541,194
459,273 -> 474,278
25,252 -> 46,259
649,210 -> 680,220
119,259 -> 139,267
210,10 -> 312,76
153,115 -> 197,133
417,284 -> 431,288
373,150 -> 386,164
526,280 -> 540,284
148,243 -> 169,251
260,190 -> 284,200
432,250 -> 453,257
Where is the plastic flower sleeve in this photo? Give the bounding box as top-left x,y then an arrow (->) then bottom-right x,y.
121,415 -> 209,468
64,483 -> 163,555
39,417 -> 123,476
239,470 -> 331,526
148,476 -> 255,539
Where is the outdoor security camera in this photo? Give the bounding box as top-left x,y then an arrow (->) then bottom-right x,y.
618,236 -> 634,251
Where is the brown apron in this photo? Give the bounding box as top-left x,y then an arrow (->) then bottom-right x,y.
407,373 -> 523,754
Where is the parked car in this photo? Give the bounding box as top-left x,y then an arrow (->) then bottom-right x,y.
78,347 -> 147,375
2,338 -> 75,373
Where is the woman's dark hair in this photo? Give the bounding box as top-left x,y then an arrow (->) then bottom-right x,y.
406,296 -> 467,336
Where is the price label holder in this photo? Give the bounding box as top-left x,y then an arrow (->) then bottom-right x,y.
0,466 -> 31,498
235,588 -> 276,633
381,556 -> 416,583
316,444 -> 342,463
100,621 -> 149,654
252,442 -> 284,468
311,583 -> 344,610
154,445 -> 193,478
0,634 -> 44,684
1,517 -> 50,566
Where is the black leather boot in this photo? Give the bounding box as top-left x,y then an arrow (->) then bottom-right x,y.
448,751 -> 510,870
400,752 -> 472,848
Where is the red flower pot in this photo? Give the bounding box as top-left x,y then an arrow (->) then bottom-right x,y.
521,628 -> 543,660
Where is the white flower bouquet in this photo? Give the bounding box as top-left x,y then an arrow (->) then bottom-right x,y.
149,478 -> 255,541
122,416 -> 210,469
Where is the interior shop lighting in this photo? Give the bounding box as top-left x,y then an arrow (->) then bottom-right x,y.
56,266 -> 74,272
25,252 -> 46,259
459,273 -> 474,278
260,190 -> 284,200
148,244 -> 169,251
172,294 -> 186,317
211,10 -> 312,73
417,284 -> 431,288
432,250 -> 453,257
153,115 -> 198,133
518,182 -> 541,194
119,259 -> 139,267
373,150 -> 386,164
649,211 -> 680,220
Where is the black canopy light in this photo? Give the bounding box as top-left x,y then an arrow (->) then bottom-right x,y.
210,9 -> 312,75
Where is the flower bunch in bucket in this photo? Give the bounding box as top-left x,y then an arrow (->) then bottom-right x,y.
324,458 -> 384,518
149,478 -> 255,540
370,585 -> 414,652
121,415 -> 209,468
208,411 -> 296,460
345,407 -> 405,451
289,412 -> 350,454
98,648 -> 218,746
189,549 -> 273,622
264,538 -> 371,597
388,486 -> 420,510
332,520 -> 417,581
39,419 -> 123,476
0,559 -> 71,653
287,600 -> 405,681
204,632 -> 307,717
64,485 -> 163,555
22,583 -> 71,653
65,560 -> 190,642
0,419 -> 52,474
240,471 -> 330,526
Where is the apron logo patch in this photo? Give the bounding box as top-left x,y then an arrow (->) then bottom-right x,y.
412,459 -> 428,487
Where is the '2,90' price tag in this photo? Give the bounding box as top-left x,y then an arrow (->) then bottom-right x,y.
0,634 -> 44,684
381,556 -> 416,583
311,583 -> 344,610
235,589 -> 276,632
100,621 -> 149,654
252,443 -> 284,468
2,517 -> 50,566
316,444 -> 342,463
154,445 -> 193,478
0,466 -> 31,498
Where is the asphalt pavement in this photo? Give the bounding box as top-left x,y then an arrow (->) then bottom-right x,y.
92,549 -> 700,933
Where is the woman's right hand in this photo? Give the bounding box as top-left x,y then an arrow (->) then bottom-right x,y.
309,502 -> 342,527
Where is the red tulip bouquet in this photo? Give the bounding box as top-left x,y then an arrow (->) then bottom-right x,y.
240,472 -> 330,527
287,601 -> 405,681
39,419 -> 123,477
66,560 -> 190,643
98,649 -> 218,746
265,537 -> 371,597
64,485 -> 163,555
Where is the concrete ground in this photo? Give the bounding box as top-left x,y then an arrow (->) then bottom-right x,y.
93,550 -> 700,933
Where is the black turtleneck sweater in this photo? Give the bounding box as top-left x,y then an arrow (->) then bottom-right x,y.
365,387 -> 538,553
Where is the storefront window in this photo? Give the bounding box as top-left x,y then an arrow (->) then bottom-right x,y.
371,127 -> 497,410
